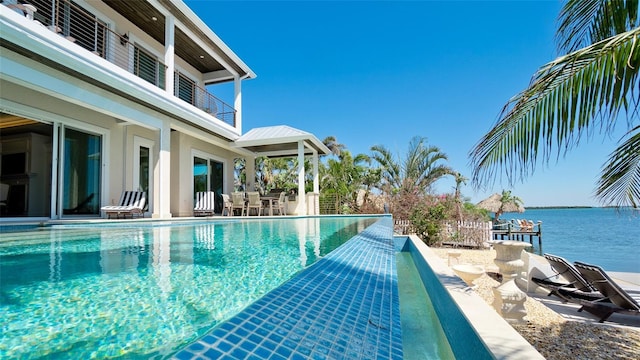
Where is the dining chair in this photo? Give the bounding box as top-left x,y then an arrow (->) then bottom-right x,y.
231,192 -> 246,216
272,191 -> 286,215
246,191 -> 263,216
221,194 -> 234,216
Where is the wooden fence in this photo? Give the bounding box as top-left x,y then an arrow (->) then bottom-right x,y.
393,219 -> 493,248
440,220 -> 493,248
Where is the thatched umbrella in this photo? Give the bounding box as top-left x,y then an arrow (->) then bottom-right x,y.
477,192 -> 524,222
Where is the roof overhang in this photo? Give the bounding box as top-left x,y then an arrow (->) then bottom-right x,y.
102,0 -> 256,82
233,125 -> 331,158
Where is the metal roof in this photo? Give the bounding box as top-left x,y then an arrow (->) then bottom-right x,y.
234,125 -> 331,157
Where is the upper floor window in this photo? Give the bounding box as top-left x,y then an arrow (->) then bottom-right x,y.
134,46 -> 166,89
176,72 -> 196,105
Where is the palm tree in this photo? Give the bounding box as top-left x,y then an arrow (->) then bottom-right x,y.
495,190 -> 523,223
453,172 -> 468,221
469,0 -> 640,208
320,150 -> 373,213
322,136 -> 345,157
371,136 -> 454,195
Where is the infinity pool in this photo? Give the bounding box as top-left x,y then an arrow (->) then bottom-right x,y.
0,217 -> 378,359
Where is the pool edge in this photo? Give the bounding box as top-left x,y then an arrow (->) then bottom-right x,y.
404,235 -> 545,360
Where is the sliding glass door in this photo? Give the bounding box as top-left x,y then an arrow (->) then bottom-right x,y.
62,128 -> 101,215
193,156 -> 224,215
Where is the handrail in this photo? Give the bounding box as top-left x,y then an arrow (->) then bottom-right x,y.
10,0 -> 236,127
175,70 -> 236,127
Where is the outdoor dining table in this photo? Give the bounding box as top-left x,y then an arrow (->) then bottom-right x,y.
260,196 -> 278,216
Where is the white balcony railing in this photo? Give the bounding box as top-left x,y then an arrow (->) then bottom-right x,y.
5,0 -> 236,127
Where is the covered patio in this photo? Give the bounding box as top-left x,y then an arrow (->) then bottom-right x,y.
233,125 -> 330,215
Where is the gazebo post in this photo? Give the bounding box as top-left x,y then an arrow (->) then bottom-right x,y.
297,140 -> 306,215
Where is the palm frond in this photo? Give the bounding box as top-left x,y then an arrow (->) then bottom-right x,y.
595,126 -> 640,207
371,144 -> 402,189
470,27 -> 640,191
557,0 -> 638,53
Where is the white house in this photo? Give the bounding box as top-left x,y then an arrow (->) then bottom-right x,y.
0,0 -> 329,221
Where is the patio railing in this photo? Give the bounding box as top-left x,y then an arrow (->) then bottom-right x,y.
14,0 -> 236,127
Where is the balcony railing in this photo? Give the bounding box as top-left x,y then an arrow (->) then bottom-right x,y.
175,71 -> 236,127
7,0 -> 236,128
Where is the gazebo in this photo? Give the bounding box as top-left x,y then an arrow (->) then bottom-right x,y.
233,125 -> 331,215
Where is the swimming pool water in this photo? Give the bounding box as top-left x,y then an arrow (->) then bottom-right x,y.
0,217 -> 378,359
396,252 -> 454,359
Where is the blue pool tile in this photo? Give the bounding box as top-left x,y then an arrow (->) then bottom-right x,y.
262,339 -> 277,350
311,352 -> 327,360
248,333 -> 262,344
290,353 -> 308,360
174,350 -> 195,360
171,218 -> 402,360
239,339 -> 257,352
230,347 -> 248,358
275,345 -> 292,358
188,342 -> 205,352
201,335 -> 216,344
254,346 -> 272,358
220,322 -> 235,331
217,340 -> 233,352
255,327 -> 269,337
202,348 -> 223,358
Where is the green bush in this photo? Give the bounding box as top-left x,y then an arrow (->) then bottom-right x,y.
410,202 -> 446,246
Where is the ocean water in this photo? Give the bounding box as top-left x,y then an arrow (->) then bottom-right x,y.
502,207 -> 640,273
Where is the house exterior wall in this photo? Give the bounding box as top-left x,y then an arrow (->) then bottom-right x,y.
1,1 -> 253,220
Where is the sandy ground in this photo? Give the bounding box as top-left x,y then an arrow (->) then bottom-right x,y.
429,248 -> 640,360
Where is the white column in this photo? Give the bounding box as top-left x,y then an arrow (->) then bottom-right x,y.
50,123 -> 60,219
234,75 -> 242,132
312,149 -> 319,193
312,148 -> 319,215
297,140 -> 306,215
155,120 -> 172,218
164,16 -> 175,96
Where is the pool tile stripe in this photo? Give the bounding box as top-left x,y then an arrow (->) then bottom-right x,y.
172,217 -> 402,359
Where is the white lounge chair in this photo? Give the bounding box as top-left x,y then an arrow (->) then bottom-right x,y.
194,191 -> 216,216
101,191 -> 146,219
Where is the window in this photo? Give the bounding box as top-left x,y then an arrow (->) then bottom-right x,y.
176,72 -> 196,106
138,146 -> 150,193
134,46 -> 166,89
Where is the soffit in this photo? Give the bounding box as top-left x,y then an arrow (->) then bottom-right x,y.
101,0 -> 244,77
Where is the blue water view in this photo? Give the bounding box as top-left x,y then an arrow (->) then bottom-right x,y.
502,207 -> 639,273
0,216 -> 378,359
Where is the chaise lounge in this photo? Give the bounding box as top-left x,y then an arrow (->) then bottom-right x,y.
101,191 -> 146,219
193,191 -> 216,216
570,261 -> 640,322
531,253 -> 604,302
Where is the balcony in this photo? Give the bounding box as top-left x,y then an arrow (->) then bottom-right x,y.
3,0 -> 237,128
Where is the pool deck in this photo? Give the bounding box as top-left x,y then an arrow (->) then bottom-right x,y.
172,217 -> 403,360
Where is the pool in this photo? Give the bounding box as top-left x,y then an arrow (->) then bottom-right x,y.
0,216 -> 378,359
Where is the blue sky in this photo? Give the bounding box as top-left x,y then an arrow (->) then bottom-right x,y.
186,0 -> 625,207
